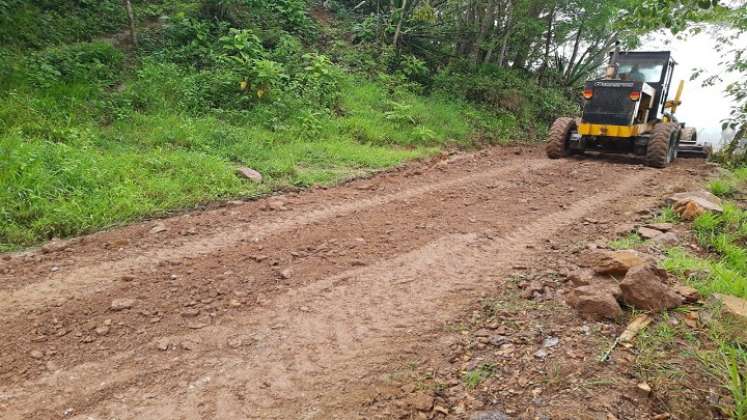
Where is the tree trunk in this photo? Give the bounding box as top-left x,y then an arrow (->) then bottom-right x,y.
496,0 -> 513,67
538,3 -> 556,83
393,0 -> 407,49
473,0 -> 497,66
723,124 -> 747,161
564,23 -> 584,80
123,0 -> 137,48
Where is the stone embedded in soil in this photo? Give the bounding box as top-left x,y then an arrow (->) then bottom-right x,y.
236,167 -> 263,183
489,335 -> 509,347
519,281 -> 544,299
149,223 -> 168,234
543,336 -> 559,348
713,293 -> 747,321
652,232 -> 679,246
41,240 -> 67,254
583,249 -> 654,277
407,393 -> 434,412
29,350 -> 44,360
110,298 -> 136,311
181,308 -> 200,318
638,226 -> 663,240
470,410 -> 511,420
566,286 -> 624,321
264,199 -> 288,211
673,284 -> 700,303
533,348 -> 548,359
155,338 -> 170,351
637,382 -> 652,397
620,264 -> 683,311
644,223 -> 673,232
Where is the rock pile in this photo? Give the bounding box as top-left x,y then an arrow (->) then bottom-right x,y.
567,249 -> 695,320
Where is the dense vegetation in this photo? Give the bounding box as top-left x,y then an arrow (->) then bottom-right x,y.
0,0 -> 744,250
0,0 -> 569,249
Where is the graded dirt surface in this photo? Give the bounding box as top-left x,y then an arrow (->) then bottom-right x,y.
0,146 -> 716,419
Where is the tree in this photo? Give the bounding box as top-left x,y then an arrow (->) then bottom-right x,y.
123,0 -> 138,48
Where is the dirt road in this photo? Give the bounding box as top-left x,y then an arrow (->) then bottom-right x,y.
0,146 -> 713,419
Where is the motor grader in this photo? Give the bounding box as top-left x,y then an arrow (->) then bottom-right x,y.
546,50 -> 710,167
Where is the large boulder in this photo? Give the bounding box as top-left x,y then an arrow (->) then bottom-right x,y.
667,190 -> 723,220
566,286 -> 624,321
582,250 -> 655,277
620,264 -> 684,311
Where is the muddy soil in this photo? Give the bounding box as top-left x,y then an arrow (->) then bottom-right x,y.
0,146 -> 715,419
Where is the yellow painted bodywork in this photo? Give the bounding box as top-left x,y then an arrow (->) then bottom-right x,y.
577,122 -> 656,138
664,80 -> 685,114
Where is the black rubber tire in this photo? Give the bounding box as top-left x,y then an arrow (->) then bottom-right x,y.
646,123 -> 679,168
680,127 -> 697,143
546,117 -> 577,159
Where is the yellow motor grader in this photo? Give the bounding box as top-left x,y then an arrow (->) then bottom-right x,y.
546,50 -> 710,167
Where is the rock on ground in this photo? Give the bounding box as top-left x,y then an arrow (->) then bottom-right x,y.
667,190 -> 723,220
566,285 -> 624,321
236,167 -> 263,183
407,393 -> 434,412
110,298 -> 137,311
638,226 -> 663,240
470,410 -> 511,420
673,284 -> 700,303
713,293 -> 747,322
620,264 -> 683,311
644,223 -> 673,232
582,249 -> 654,277
652,232 -> 679,246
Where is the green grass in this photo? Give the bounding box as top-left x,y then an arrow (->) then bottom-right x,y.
710,179 -> 738,198
0,1 -> 568,251
656,171 -> 747,419
708,167 -> 747,199
0,58 -> 506,251
654,206 -> 681,224
710,344 -> 747,420
463,363 -> 495,389
609,233 -> 645,250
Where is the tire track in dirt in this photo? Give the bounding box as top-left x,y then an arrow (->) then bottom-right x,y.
0,159 -> 553,317
1,168 -> 651,420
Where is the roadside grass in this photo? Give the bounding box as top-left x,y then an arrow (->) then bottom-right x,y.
609,233 -> 645,250
709,168 -> 747,199
654,206 -> 681,224
710,179 -> 738,198
0,68 -> 499,251
647,174 -> 747,419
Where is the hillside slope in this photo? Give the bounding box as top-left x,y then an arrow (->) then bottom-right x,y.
0,0 -> 577,250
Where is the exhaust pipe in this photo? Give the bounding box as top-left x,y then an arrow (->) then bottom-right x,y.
605,40 -> 621,79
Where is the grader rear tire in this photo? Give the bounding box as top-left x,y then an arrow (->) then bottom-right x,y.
546,117 -> 577,159
680,127 -> 697,143
646,123 -> 679,168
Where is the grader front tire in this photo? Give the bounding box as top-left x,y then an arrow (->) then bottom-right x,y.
546,117 -> 577,159
645,123 -> 678,168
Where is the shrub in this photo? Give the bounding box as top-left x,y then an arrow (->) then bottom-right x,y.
432,64 -> 579,131
25,41 -> 124,88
